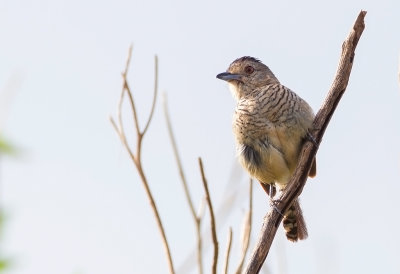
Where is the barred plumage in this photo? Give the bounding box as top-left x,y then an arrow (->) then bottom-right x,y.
217,56 -> 316,242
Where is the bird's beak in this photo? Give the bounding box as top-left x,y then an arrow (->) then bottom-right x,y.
216,72 -> 241,82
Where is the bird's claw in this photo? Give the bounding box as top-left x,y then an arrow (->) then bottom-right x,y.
269,199 -> 284,217
307,131 -> 318,147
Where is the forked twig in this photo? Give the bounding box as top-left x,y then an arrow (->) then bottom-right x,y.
163,95 -> 204,274
110,46 -> 175,274
198,157 -> 219,274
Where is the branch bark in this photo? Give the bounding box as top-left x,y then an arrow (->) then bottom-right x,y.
244,10 -> 367,274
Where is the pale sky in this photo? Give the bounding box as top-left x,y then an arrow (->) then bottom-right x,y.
1,1 -> 400,274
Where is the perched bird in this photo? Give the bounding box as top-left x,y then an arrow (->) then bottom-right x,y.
217,56 -> 316,242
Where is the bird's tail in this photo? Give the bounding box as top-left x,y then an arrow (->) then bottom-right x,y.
282,198 -> 308,242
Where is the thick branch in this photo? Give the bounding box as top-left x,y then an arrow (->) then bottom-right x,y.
244,10 -> 367,274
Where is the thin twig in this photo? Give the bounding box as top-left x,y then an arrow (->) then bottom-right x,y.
116,44 -> 132,141
176,161 -> 245,273
163,95 -> 198,219
110,47 -> 175,274
195,214 -> 204,274
198,157 -> 219,274
223,227 -> 233,274
113,46 -> 132,146
116,85 -> 126,139
109,116 -> 136,163
244,10 -> 367,274
142,55 -> 159,136
197,197 -> 207,220
122,46 -> 141,138
235,178 -> 253,274
163,95 -> 203,274
123,44 -> 133,77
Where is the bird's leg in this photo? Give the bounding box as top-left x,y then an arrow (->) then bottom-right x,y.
269,184 -> 276,198
259,181 -> 274,197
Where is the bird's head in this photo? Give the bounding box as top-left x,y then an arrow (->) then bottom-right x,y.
216,56 -> 279,100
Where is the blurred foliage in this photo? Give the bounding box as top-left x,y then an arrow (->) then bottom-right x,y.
0,259 -> 11,272
0,142 -> 13,273
0,212 -> 12,273
0,135 -> 17,156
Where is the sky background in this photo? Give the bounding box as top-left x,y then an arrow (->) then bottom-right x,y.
1,0 -> 400,274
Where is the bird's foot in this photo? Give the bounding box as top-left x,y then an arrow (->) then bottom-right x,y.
306,131 -> 318,147
269,198 -> 284,217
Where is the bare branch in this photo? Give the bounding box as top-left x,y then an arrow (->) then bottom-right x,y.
197,196 -> 207,220
198,157 -> 219,274
163,94 -> 198,220
177,162 -> 245,273
142,55 -> 159,136
116,78 -> 127,144
222,227 -> 233,274
123,44 -> 133,77
110,47 -> 175,274
117,45 -> 132,138
110,115 -> 137,166
109,116 -> 120,137
121,46 -> 141,137
244,10 -> 367,274
163,95 -> 203,274
235,179 -> 253,274
113,59 -> 138,164
196,220 -> 204,274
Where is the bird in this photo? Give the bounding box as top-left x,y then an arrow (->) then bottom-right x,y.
216,56 -> 316,242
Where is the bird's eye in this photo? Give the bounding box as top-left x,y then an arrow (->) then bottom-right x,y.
244,65 -> 254,74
